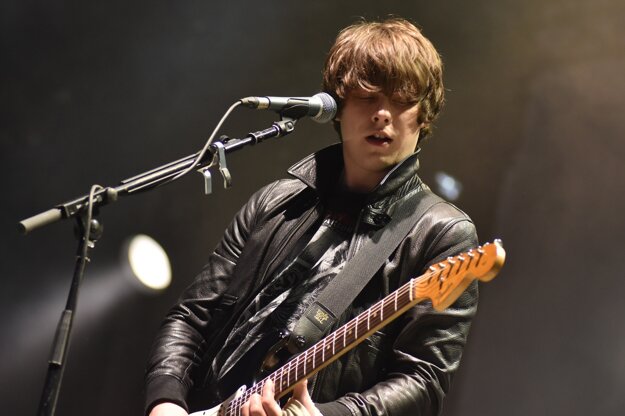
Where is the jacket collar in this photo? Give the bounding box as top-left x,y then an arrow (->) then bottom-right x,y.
288,143 -> 426,226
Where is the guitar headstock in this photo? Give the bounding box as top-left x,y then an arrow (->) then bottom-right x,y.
415,240 -> 506,311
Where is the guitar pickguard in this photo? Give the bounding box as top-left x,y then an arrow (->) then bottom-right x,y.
189,385 -> 246,416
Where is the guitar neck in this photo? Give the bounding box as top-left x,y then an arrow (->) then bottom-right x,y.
224,279 -> 424,415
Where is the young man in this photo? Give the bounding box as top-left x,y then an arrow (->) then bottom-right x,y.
146,18 -> 478,416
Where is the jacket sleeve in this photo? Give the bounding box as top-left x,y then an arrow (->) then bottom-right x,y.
317,217 -> 479,416
143,182 -> 279,414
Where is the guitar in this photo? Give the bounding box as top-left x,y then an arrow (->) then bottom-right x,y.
189,240 -> 506,416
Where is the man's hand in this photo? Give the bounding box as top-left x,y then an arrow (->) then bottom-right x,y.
241,379 -> 321,416
149,402 -> 188,416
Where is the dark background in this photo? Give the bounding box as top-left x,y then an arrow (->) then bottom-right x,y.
2,1 -> 624,415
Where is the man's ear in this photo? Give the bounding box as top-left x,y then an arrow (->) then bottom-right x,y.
414,127 -> 424,150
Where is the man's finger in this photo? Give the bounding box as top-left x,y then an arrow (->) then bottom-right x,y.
249,393 -> 264,416
261,379 -> 282,416
292,379 -> 318,416
241,396 -> 251,416
292,380 -> 311,405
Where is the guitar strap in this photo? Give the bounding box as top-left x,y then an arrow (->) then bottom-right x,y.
288,189 -> 444,351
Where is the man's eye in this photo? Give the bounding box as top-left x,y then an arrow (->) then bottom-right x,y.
393,99 -> 414,107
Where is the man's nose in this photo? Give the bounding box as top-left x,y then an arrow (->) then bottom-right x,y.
372,107 -> 391,125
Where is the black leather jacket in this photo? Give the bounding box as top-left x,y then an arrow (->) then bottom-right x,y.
145,144 -> 478,416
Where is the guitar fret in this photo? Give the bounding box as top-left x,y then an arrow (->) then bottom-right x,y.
394,289 -> 398,311
321,338 -> 325,363
303,349 -> 307,375
409,279 -> 413,301
367,308 -> 371,330
332,331 -> 336,355
371,304 -> 376,326
355,315 -> 359,338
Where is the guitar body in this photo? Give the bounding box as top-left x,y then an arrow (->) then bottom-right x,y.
189,385 -> 246,416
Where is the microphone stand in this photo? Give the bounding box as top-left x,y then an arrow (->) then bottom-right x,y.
23,117 -> 297,416
38,212 -> 103,416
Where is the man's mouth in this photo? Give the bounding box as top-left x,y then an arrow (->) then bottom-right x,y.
365,133 -> 392,146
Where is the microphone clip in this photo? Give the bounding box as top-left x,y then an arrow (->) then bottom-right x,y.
200,136 -> 233,195
198,118 -> 296,195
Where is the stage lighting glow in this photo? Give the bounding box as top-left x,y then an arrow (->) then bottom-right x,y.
127,234 -> 171,291
434,171 -> 463,201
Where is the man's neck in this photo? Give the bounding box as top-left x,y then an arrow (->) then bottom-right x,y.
341,168 -> 388,193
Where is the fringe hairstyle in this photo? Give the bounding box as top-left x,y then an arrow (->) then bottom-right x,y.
323,18 -> 445,140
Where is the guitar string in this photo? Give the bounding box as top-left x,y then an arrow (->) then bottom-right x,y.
227,276 -> 422,415
224,283 -> 413,416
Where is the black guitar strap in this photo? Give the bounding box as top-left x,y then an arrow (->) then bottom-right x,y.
288,189 -> 444,351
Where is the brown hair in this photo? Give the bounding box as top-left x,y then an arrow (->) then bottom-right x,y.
323,17 -> 445,140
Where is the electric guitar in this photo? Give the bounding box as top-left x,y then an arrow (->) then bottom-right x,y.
190,240 -> 506,416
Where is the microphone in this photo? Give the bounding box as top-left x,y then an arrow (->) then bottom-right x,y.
240,93 -> 337,123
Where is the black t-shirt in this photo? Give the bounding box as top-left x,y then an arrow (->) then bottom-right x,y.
212,187 -> 367,394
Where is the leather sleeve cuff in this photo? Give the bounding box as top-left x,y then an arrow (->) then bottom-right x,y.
144,374 -> 189,416
316,401 -> 351,416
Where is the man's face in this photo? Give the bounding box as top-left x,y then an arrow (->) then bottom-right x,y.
338,88 -> 423,190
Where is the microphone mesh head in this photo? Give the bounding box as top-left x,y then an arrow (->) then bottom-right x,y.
313,93 -> 337,123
